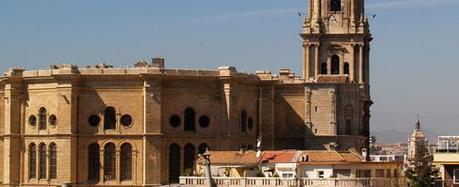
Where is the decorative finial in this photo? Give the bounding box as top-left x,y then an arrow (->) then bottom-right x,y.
415,115 -> 421,130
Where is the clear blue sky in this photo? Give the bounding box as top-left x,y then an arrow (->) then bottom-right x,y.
1,0 -> 458,134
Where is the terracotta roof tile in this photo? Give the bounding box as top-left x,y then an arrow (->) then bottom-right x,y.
301,151 -> 363,164
259,150 -> 298,163
197,151 -> 259,165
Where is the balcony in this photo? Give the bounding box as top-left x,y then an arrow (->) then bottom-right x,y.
179,177 -> 407,187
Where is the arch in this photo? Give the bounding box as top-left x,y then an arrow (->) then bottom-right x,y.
184,108 -> 196,132
104,143 -> 116,181
183,144 -> 196,176
240,110 -> 248,133
49,143 -> 57,179
104,107 -> 116,130
169,143 -> 180,183
198,143 -> 209,155
88,143 -> 100,182
331,55 -> 340,74
345,105 -> 353,135
39,143 -> 47,179
29,143 -> 37,179
38,107 -> 47,130
321,63 -> 328,74
120,143 -> 133,181
344,62 -> 350,75
330,0 -> 342,11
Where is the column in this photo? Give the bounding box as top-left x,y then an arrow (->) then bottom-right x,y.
339,53 -> 344,75
314,44 -> 320,78
350,0 -> 355,23
180,148 -> 184,176
359,44 -> 364,84
133,150 -> 138,183
350,45 -> 355,82
366,46 -> 370,85
46,148 -> 50,181
116,149 -> 121,184
304,44 -> 311,81
313,0 -> 320,20
327,58 -> 331,75
100,149 -> 104,183
329,90 -> 337,135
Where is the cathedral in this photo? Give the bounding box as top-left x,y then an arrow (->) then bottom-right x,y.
0,0 -> 372,186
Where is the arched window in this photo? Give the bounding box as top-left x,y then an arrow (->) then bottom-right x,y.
183,144 -> 195,176
330,0 -> 342,11
331,55 -> 340,75
39,143 -> 47,179
104,143 -> 116,181
344,63 -> 350,75
88,143 -> 100,182
49,143 -> 57,179
104,107 -> 116,130
184,108 -> 196,132
321,63 -> 328,74
345,105 -> 353,135
198,143 -> 209,155
240,110 -> 248,133
248,117 -> 254,130
120,143 -> 132,181
169,144 -> 180,183
38,108 -> 47,130
29,143 -> 36,179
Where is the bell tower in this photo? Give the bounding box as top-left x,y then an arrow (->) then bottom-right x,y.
302,0 -> 371,85
301,0 -> 373,152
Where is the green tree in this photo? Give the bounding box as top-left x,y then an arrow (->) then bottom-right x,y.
405,140 -> 438,187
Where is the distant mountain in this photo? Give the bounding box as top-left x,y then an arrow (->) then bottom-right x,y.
371,129 -> 439,144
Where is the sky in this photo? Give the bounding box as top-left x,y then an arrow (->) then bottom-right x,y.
1,0 -> 458,135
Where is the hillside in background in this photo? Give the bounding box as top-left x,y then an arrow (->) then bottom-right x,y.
371,129 -> 440,144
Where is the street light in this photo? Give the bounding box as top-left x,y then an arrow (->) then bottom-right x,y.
199,150 -> 215,187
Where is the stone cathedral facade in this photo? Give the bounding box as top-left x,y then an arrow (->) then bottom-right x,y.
0,0 -> 372,186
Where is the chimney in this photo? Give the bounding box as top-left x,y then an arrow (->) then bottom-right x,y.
361,148 -> 368,162
151,57 -> 165,68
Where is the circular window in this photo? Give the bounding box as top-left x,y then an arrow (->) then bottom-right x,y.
199,116 -> 210,128
248,117 -> 254,130
169,115 -> 181,128
88,115 -> 101,127
49,115 -> 57,126
120,115 -> 133,127
29,115 -> 37,126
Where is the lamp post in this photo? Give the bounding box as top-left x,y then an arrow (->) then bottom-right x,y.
199,151 -> 214,187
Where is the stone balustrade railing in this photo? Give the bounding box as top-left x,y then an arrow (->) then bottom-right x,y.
179,177 -> 408,187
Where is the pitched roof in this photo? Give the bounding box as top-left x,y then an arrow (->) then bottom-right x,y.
259,150 -> 299,163
300,151 -> 363,164
197,150 -> 259,165
196,150 -> 366,166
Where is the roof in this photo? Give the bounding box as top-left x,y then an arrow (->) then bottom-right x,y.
196,150 -> 396,166
300,151 -> 364,164
197,150 -> 259,165
411,129 -> 426,138
316,75 -> 349,83
259,150 -> 299,163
